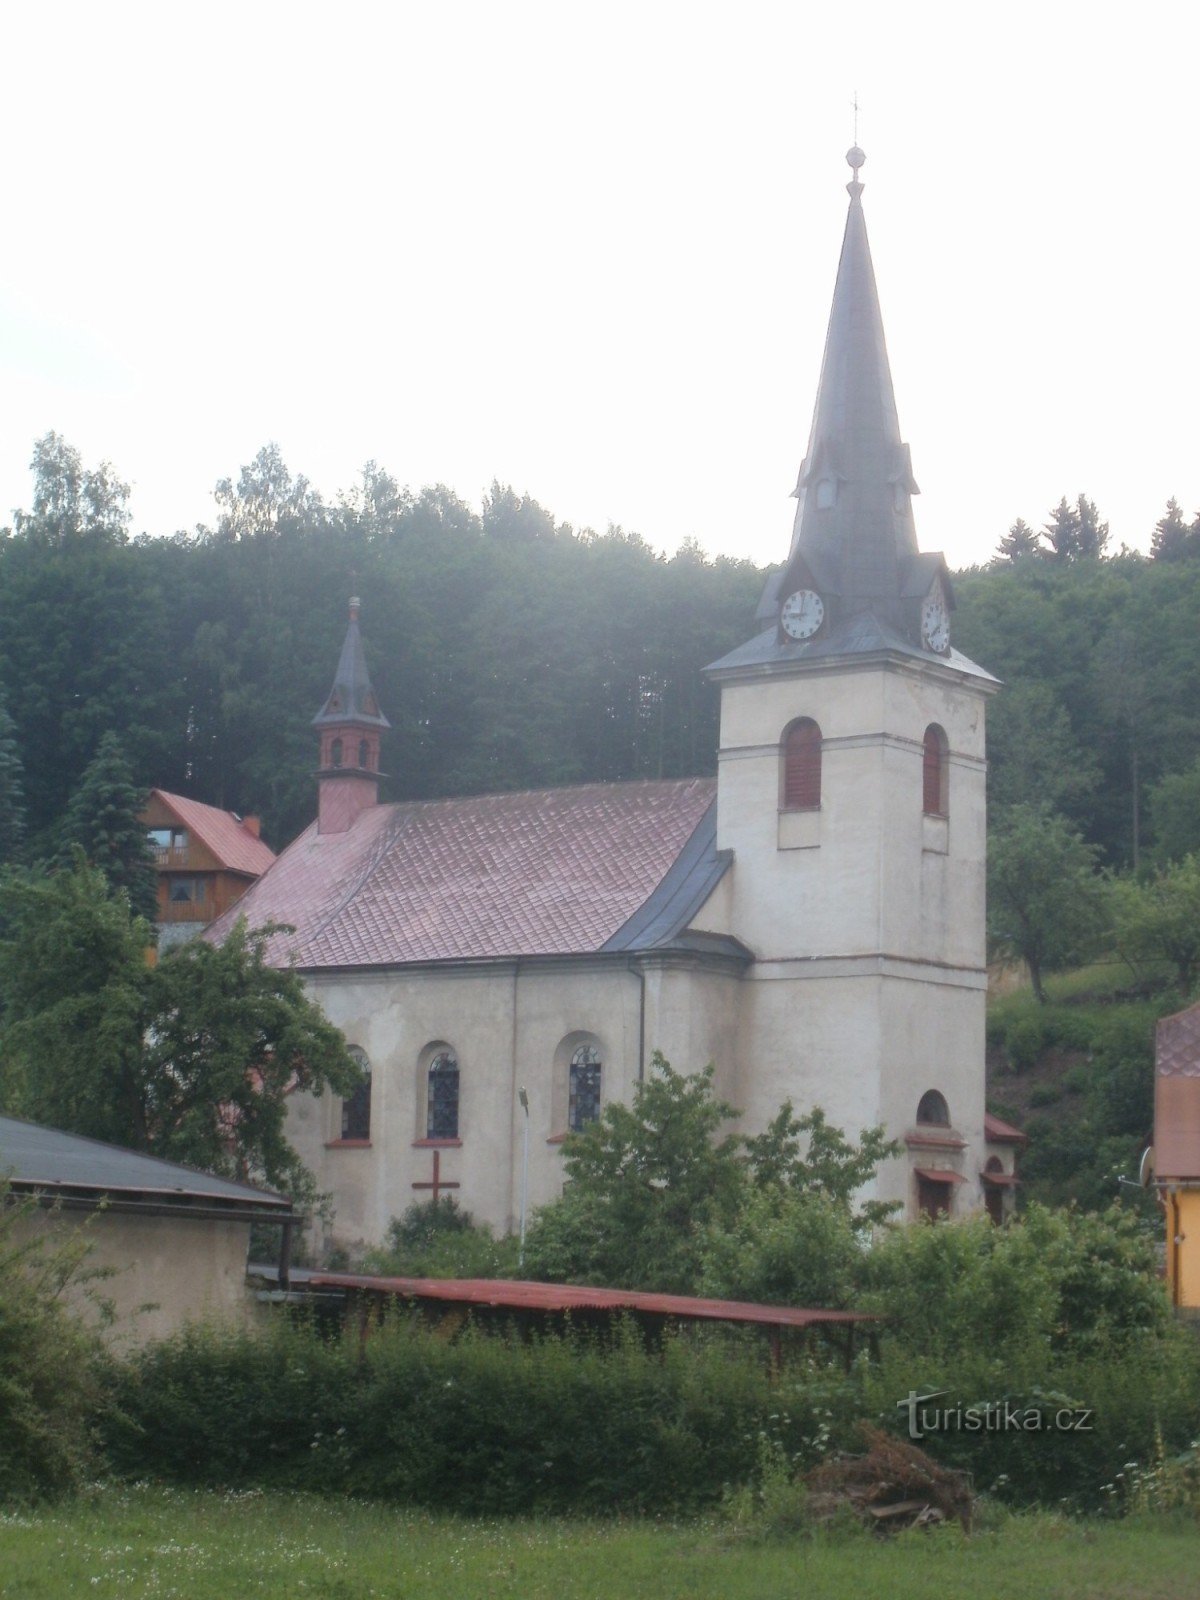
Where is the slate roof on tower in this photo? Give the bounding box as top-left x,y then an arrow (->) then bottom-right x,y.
204,779 -> 743,968
708,148 -> 993,684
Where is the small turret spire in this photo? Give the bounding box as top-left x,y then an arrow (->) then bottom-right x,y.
313,598 -> 389,835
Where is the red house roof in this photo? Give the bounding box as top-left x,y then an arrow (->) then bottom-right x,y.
984,1112 -> 1028,1146
150,790 -> 277,877
205,778 -> 721,969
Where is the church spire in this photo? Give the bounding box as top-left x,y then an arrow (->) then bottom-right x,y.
782,147 -> 922,631
313,598 -> 389,835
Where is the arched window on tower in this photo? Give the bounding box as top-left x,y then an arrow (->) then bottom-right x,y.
923,725 -> 949,817
358,738 -> 370,769
340,1047 -> 371,1141
427,1050 -> 460,1139
916,1089 -> 950,1127
331,737 -> 343,769
568,1044 -> 602,1131
781,718 -> 822,810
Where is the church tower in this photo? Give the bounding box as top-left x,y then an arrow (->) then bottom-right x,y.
313,597 -> 390,835
703,149 -> 998,1219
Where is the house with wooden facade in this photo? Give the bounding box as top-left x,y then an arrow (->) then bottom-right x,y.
142,790 -> 276,948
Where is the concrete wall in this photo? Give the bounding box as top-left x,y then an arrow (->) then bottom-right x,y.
10,1207 -> 257,1348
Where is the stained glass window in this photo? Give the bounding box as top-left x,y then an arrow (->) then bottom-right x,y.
427,1051 -> 460,1139
568,1044 -> 601,1131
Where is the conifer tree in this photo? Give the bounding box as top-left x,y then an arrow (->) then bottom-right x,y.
59,733 -> 158,922
0,699 -> 27,867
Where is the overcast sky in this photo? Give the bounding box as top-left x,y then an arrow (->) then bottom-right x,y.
1,2 -> 1196,571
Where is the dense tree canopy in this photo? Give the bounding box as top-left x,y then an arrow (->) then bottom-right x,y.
0,861 -> 361,1202
1,432 -> 1199,879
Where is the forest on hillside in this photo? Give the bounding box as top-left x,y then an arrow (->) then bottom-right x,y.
1,434 -> 1199,875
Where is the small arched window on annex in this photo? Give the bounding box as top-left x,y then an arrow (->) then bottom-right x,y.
915,1089 -> 950,1128
339,1046 -> 372,1143
983,1156 -> 1007,1226
922,724 -> 949,817
330,736 -> 344,769
780,718 -> 822,811
423,1046 -> 460,1141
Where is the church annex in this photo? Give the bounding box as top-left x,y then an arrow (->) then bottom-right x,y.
208,150 -> 1008,1247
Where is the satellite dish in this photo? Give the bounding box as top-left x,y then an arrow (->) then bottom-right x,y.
1139,1146 -> 1155,1188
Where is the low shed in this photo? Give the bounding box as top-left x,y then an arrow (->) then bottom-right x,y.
1,1115 -> 295,1346
250,1265 -> 878,1369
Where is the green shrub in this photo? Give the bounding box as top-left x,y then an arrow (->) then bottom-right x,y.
103,1314 -> 857,1516
1028,1083 -> 1062,1108
0,1192 -> 107,1500
360,1198 -> 520,1279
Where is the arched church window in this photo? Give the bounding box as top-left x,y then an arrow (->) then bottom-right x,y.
427,1050 -> 460,1139
781,718 -> 822,810
916,1089 -> 950,1127
923,725 -> 948,816
340,1047 -> 371,1141
358,738 -> 371,770
331,737 -> 343,769
568,1044 -> 601,1132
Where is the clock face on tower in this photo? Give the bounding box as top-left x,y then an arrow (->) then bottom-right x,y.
781,589 -> 825,640
921,590 -> 950,654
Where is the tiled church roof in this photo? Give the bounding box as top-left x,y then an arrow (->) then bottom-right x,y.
205,778 -> 724,968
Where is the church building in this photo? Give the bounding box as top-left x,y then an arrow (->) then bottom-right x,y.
208,149 -> 1007,1247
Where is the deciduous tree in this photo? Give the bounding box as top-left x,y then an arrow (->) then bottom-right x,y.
987,805 -> 1108,1001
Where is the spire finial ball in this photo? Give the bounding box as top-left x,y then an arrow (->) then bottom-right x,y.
846,146 -> 866,171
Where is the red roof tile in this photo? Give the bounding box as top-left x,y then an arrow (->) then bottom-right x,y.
984,1112 -> 1027,1145
151,790 -> 277,877
206,778 -> 717,967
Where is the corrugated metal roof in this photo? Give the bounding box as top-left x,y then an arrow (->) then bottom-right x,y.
150,790 -> 277,877
206,778 -> 722,969
259,1267 -> 876,1328
0,1114 -> 290,1209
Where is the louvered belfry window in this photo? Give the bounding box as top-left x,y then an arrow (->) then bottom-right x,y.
923,725 -> 948,816
782,719 -> 822,810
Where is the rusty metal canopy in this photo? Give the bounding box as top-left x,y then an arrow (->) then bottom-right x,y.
912,1167 -> 968,1185
262,1267 -> 877,1330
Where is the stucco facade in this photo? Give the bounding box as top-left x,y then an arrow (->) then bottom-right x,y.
11,1208 -> 259,1348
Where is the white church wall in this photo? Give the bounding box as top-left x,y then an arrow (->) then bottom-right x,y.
292,960 -> 648,1246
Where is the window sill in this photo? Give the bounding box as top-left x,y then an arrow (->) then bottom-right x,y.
325,1139 -> 372,1149
546,1133 -> 569,1145
412,1138 -> 463,1148
778,807 -> 820,851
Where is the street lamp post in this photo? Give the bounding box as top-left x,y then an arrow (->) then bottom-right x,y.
518,1086 -> 530,1269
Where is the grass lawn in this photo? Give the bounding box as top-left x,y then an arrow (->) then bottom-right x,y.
1,1488 -> 1197,1600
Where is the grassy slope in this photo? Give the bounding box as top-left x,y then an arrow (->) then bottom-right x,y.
1,1488 -> 1198,1600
